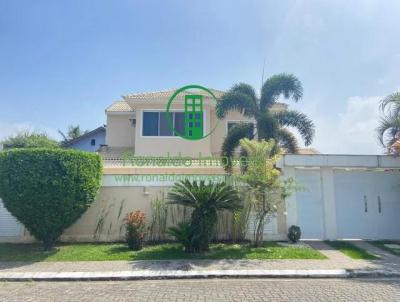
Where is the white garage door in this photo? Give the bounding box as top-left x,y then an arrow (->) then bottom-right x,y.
295,169 -> 324,239
0,199 -> 23,237
334,170 -> 400,240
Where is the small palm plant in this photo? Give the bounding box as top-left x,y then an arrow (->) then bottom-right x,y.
167,180 -> 242,253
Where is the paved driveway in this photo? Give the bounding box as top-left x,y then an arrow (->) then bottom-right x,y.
1,278 -> 400,302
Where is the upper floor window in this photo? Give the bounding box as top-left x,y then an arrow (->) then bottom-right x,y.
227,121 -> 254,136
90,139 -> 96,146
142,111 -> 185,137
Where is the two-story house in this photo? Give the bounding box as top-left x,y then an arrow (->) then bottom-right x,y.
103,88 -> 290,158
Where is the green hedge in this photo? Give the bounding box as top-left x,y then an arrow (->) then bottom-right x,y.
0,148 -> 102,249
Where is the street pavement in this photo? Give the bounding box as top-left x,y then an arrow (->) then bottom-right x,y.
1,278 -> 400,302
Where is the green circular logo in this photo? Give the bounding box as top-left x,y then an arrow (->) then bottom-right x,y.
166,85 -> 219,140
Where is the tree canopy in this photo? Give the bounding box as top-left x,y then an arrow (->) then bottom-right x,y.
377,92 -> 400,154
1,131 -> 59,150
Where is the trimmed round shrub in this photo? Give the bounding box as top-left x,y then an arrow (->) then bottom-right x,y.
288,225 -> 301,243
0,148 -> 102,249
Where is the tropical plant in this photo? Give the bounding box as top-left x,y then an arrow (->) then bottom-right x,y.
239,138 -> 295,246
0,148 -> 102,250
166,222 -> 192,252
1,131 -> 59,149
167,180 -> 242,252
125,210 -> 147,250
231,190 -> 252,242
148,192 -> 168,242
213,187 -> 252,243
58,125 -> 89,143
216,74 -> 315,170
377,92 -> 400,154
288,225 -> 301,243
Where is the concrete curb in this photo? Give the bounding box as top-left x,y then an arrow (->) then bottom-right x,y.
0,269 -> 349,281
348,269 -> 400,278
1,269 -> 399,281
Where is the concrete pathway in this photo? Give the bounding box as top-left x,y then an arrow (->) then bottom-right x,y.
351,241 -> 400,273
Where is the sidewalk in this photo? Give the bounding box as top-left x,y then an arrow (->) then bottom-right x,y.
0,241 -> 399,281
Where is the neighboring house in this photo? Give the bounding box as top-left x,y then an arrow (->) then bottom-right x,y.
104,88 -> 291,157
63,126 -> 106,152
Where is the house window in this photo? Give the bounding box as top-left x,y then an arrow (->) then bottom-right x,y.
142,111 -> 186,137
90,139 -> 96,146
227,121 -> 254,136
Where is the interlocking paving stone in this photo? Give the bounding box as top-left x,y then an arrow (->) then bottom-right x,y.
1,278 -> 400,302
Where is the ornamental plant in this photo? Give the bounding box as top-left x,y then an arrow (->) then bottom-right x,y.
125,210 -> 147,250
167,180 -> 242,253
239,138 -> 296,246
0,148 -> 102,250
288,225 -> 301,243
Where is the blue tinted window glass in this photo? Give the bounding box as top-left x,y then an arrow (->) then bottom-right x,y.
143,112 -> 159,136
160,112 -> 173,136
174,112 -> 185,136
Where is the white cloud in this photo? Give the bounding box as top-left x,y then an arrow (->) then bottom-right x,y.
0,121 -> 60,142
307,96 -> 383,154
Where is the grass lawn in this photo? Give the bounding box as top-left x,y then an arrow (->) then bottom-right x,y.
325,241 -> 379,260
0,242 -> 326,262
371,241 -> 400,256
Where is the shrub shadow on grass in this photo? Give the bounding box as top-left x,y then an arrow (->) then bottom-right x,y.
105,245 -> 130,255
0,241 -> 325,263
0,243 -> 58,269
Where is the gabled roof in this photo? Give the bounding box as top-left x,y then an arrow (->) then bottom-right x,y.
106,88 -> 288,113
106,100 -> 135,113
123,88 -> 226,100
62,126 -> 106,147
297,148 -> 320,155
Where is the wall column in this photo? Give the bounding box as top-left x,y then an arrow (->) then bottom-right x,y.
284,166 -> 297,229
320,167 -> 337,239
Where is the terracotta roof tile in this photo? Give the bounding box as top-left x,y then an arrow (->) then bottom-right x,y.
106,100 -> 134,113
123,88 -> 225,101
107,89 -> 287,112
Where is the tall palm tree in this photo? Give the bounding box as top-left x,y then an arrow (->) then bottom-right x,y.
168,180 -> 241,252
216,73 -> 315,168
377,92 -> 400,154
58,125 -> 88,142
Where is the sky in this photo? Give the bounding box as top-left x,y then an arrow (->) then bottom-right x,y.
1,0 -> 400,154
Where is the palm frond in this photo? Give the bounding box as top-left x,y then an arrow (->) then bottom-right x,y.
167,180 -> 199,208
216,83 -> 258,119
229,83 -> 258,101
58,130 -> 68,142
221,123 -> 254,172
168,180 -> 241,210
260,73 -> 303,110
274,109 -> 315,145
255,111 -> 280,141
376,113 -> 400,147
277,128 -> 299,154
380,92 -> 400,115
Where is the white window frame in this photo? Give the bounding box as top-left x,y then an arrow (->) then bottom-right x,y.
141,109 -> 185,138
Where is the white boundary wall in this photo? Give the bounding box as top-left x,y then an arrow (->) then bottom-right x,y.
281,155 -> 400,240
